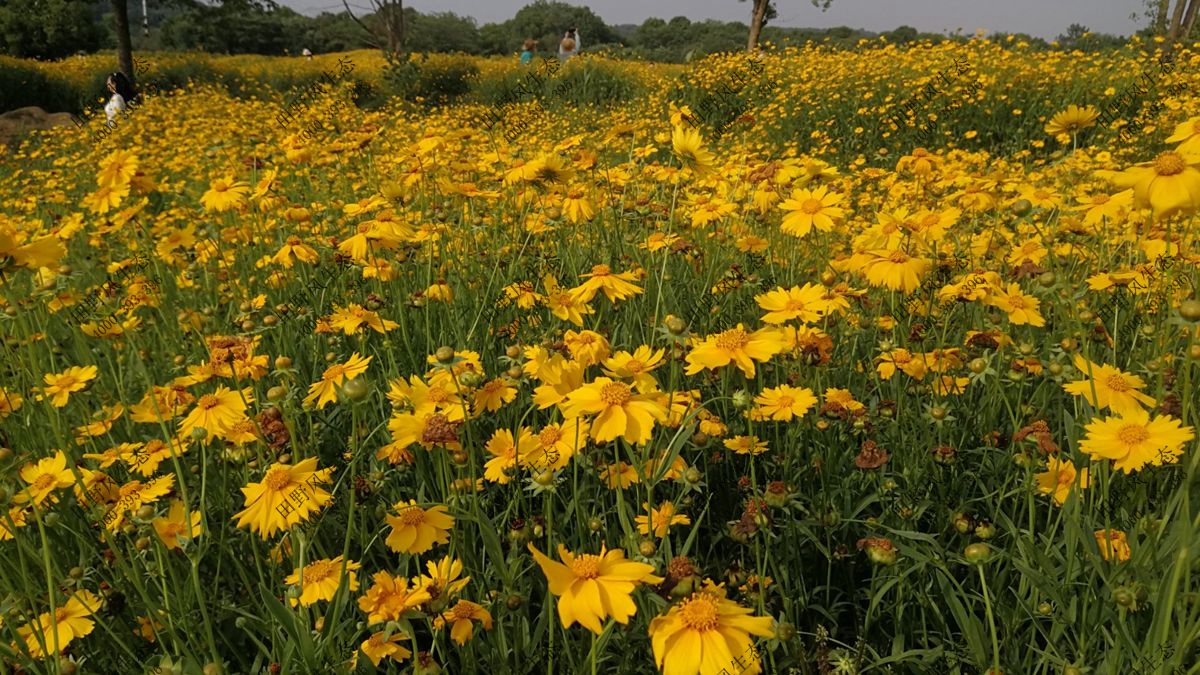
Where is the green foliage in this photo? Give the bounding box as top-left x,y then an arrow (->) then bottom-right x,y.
382,52 -> 479,105
0,0 -> 101,59
542,59 -> 644,108
0,56 -> 81,112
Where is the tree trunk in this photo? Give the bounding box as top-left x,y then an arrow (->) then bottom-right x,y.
747,0 -> 769,51
111,0 -> 134,82
1168,0 -> 1188,38
1182,0 -> 1199,37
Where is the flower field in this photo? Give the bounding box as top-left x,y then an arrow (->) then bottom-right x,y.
1,38 -> 1200,675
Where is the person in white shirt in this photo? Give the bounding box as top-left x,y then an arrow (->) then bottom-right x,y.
558,27 -> 580,62
104,72 -> 138,128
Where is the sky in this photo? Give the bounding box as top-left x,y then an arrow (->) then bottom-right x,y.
284,0 -> 1149,40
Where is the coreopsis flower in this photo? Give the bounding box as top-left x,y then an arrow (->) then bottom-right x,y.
543,276 -> 594,325
532,359 -> 587,409
647,581 -> 774,675
1079,409 -> 1194,473
358,571 -> 432,624
38,365 -> 98,408
304,352 -> 372,410
0,387 -> 22,418
233,458 -> 334,538
527,543 -> 664,634
874,348 -> 927,380
16,451 -> 75,506
484,428 -> 537,484
0,223 -> 66,271
1094,529 -> 1131,562
671,125 -> 716,173
1034,457 -> 1089,506
572,264 -> 644,304
514,153 -> 576,188
1043,104 -> 1098,137
1109,150 -> 1200,217
1063,355 -> 1157,414
270,236 -> 319,268
755,284 -> 827,324
986,283 -> 1046,327
152,500 -> 204,550
725,435 -> 768,456
199,175 -> 249,212
603,347 -> 666,392
1070,190 -> 1133,225
177,386 -> 253,442
752,385 -> 817,422
101,475 -> 175,532
684,325 -> 786,379
524,419 -> 587,470
73,403 -> 124,441
418,556 -> 470,603
81,182 -> 129,214
895,147 -> 941,177
779,185 -> 845,237
636,502 -> 691,538
823,388 -> 865,414
385,501 -> 454,554
0,506 -> 30,540
360,631 -> 411,667
859,250 -> 930,293
562,187 -> 596,223
474,378 -> 517,412
1166,116 -> 1200,154
328,304 -> 398,335
285,556 -> 361,607
386,372 -> 464,420
385,411 -> 463,454
97,149 -> 139,188
561,377 -> 669,445
600,461 -> 641,489
17,589 -> 103,659
439,600 -> 494,645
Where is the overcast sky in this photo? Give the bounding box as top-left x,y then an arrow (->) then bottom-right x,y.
285,0 -> 1147,40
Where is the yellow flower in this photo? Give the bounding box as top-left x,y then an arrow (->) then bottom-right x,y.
603,346 -> 666,392
328,304 -> 398,335
1165,116 -> 1200,154
17,589 -> 103,658
563,329 -> 611,367
233,458 -> 334,538
440,600 -> 494,645
647,581 -> 775,675
39,365 -> 98,408
152,500 -> 204,550
779,186 -> 845,237
601,461 -> 642,489
0,387 -> 23,418
684,325 -> 786,379
1034,457 -> 1089,506
385,501 -> 455,554
636,502 -> 691,538
360,630 -> 411,666
1043,104 -> 1098,136
561,377 -> 669,445
418,556 -> 471,603
16,451 -> 75,506
358,571 -> 431,624
1110,150 -> 1200,217
1063,355 -> 1157,415
543,275 -> 594,325
527,542 -> 664,634
562,187 -> 596,223
671,125 -> 715,173
755,284 -> 827,324
751,385 -> 817,422
572,264 -> 644,304
1079,409 -> 1194,473
859,250 -> 930,293
985,283 -> 1046,327
524,419 -> 586,470
199,175 -> 249,212
474,378 -> 517,412
724,435 -> 768,456
1094,529 -> 1131,562
483,428 -> 535,484
177,386 -> 253,442
304,352 -> 372,410
285,556 -> 361,607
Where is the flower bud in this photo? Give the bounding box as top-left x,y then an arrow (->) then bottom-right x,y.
964,543 -> 991,564
732,390 -> 753,410
639,540 -> 656,557
435,346 -> 456,363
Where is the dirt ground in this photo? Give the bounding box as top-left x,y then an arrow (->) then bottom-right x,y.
0,107 -> 77,151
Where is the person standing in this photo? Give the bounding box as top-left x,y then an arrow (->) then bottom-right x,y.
558,28 -> 578,63
104,72 -> 138,128
520,39 -> 537,65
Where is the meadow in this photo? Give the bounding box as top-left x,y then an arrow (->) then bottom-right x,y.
0,36 -> 1199,675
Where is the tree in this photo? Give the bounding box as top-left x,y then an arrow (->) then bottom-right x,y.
111,0 -> 134,79
342,0 -> 404,53
0,0 -> 102,59
744,0 -> 771,51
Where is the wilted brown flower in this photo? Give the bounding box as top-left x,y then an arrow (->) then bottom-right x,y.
855,440 -> 889,469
